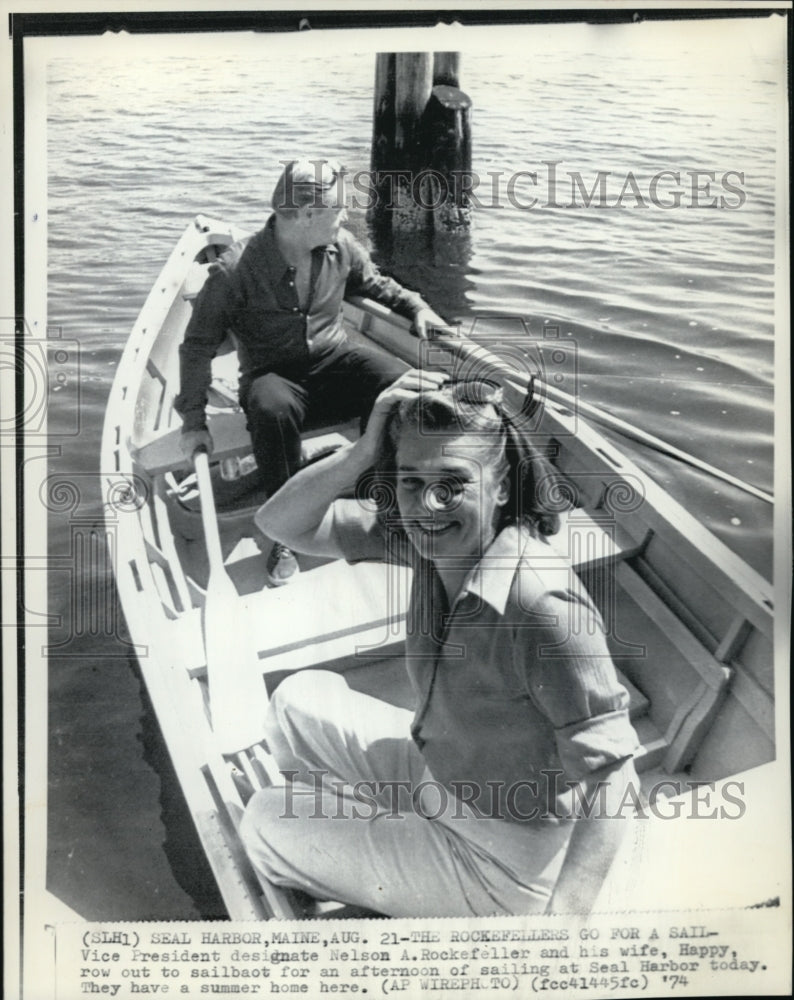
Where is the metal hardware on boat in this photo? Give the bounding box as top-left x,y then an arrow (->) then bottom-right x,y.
220,454 -> 257,481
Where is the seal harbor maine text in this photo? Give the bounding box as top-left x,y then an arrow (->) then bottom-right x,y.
61,917 -> 778,998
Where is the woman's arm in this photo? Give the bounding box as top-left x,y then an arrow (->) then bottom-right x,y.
546,756 -> 638,914
254,368 -> 447,556
254,437 -> 373,557
516,585 -> 640,915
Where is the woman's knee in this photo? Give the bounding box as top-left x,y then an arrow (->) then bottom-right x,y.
269,670 -> 348,724
265,670 -> 348,752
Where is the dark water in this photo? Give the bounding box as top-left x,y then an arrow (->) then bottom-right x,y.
44,21 -> 782,918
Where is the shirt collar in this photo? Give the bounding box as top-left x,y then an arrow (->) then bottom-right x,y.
258,214 -> 339,280
457,524 -> 537,616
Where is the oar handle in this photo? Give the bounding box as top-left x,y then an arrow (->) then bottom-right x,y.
538,380 -> 774,504
193,449 -> 226,572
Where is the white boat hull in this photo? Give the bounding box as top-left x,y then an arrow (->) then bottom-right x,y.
102,216 -> 775,918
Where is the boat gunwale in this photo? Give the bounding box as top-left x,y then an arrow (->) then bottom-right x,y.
100,217 -> 281,919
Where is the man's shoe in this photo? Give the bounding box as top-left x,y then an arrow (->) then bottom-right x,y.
266,543 -> 300,587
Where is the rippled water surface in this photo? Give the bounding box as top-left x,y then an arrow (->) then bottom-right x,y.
43,19 -> 784,918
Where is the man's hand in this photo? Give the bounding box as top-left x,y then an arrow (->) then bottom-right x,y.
413,308 -> 460,340
180,428 -> 214,463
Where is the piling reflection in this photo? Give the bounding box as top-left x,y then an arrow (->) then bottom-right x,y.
368,212 -> 475,327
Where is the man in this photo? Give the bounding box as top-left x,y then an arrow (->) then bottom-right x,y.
175,158 -> 450,585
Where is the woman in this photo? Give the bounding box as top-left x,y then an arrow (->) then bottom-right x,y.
241,369 -> 639,916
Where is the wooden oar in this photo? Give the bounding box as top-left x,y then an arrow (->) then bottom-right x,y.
430,331 -> 774,506
193,449 -> 271,754
538,378 -> 774,505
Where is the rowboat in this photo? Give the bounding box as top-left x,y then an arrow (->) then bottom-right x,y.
101,215 -> 776,920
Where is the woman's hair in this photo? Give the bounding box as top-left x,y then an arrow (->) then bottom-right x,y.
360,380 -> 569,537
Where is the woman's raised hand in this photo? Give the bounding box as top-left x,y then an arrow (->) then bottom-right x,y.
359,368 -> 448,459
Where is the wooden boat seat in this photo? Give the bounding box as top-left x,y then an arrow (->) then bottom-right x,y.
601,561 -> 733,774
175,507 -> 641,674
181,560 -> 411,684
157,493 -> 648,683
134,411 -> 250,477
178,514 -> 654,737
134,408 -> 356,480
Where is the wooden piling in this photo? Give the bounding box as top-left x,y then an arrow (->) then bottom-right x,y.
422,85 -> 472,182
417,84 -> 473,229
371,53 -> 395,177
394,53 -> 434,172
433,52 -> 460,88
370,51 -> 471,231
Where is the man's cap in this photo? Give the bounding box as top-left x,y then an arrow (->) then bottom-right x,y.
271,159 -> 345,212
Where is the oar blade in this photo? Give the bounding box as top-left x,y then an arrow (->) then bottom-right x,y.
203,581 -> 270,754
193,450 -> 271,755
